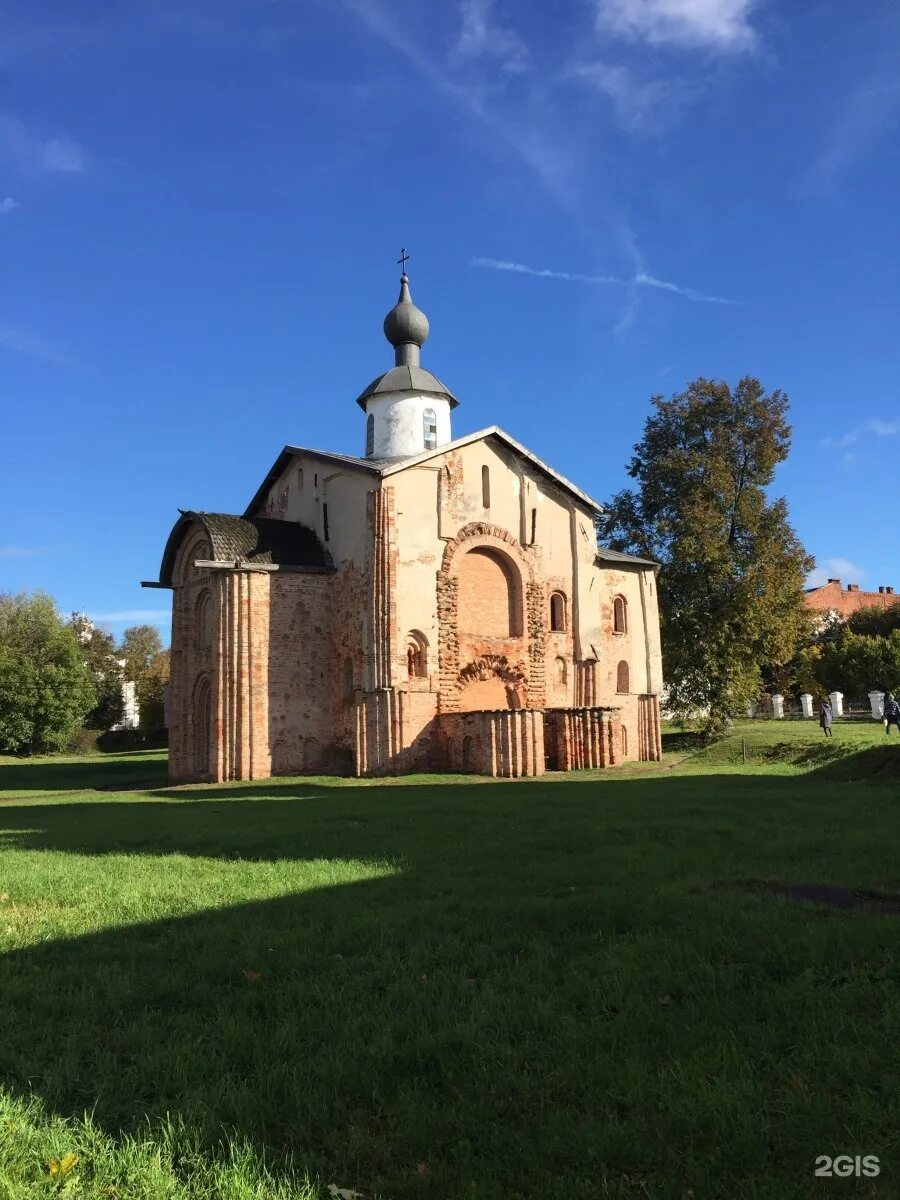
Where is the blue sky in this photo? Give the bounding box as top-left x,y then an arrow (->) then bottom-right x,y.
3,0 -> 899,644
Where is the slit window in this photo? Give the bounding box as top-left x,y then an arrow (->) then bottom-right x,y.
365,414 -> 375,457
323,503 -> 329,541
481,465 -> 491,509
424,408 -> 437,450
613,595 -> 627,634
530,507 -> 537,545
550,591 -> 566,632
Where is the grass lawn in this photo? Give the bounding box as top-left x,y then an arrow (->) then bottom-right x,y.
0,721 -> 898,1199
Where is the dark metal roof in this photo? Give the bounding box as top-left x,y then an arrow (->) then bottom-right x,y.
158,511 -> 332,585
595,547 -> 658,568
354,364 -> 459,410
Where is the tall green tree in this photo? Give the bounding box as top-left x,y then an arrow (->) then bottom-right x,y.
136,648 -> 170,729
0,593 -> 95,753
599,377 -> 813,733
120,625 -> 163,683
69,614 -> 125,729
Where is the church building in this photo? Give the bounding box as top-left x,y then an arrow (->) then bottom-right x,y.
148,267 -> 664,781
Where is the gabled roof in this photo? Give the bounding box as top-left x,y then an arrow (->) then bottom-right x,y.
378,427 -> 605,513
158,511 -> 332,585
595,547 -> 658,568
244,426 -> 604,517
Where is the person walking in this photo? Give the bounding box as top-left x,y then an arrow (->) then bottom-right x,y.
884,693 -> 900,736
819,697 -> 833,737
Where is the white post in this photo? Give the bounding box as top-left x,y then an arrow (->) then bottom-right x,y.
829,691 -> 843,719
869,691 -> 885,720
800,693 -> 814,719
772,693 -> 785,719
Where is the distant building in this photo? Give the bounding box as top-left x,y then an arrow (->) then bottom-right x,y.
805,577 -> 897,622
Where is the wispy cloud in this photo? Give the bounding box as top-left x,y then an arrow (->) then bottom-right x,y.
593,0 -> 759,51
472,256 -> 738,304
339,0 -> 577,210
0,323 -> 90,372
807,558 -> 865,588
569,61 -> 692,133
456,0 -> 529,74
811,81 -> 900,191
0,196 -> 18,215
90,610 -> 170,624
0,114 -> 87,174
822,420 -> 900,449
0,545 -> 60,560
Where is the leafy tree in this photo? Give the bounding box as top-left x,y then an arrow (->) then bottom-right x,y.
69,614 -> 125,729
818,629 -> 900,696
0,593 -> 95,753
599,377 -> 813,733
847,601 -> 900,639
137,649 -> 170,728
120,625 -> 163,683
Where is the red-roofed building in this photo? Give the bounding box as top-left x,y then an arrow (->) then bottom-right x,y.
805,578 -> 897,620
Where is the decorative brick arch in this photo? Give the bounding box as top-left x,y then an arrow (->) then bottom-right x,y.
458,653 -> 527,710
437,523 -> 546,712
440,522 -> 534,580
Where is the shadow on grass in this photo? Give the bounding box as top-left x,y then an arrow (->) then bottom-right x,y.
0,750 -> 168,796
1,768 -> 900,1198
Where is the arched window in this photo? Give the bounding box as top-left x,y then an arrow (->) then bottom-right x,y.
365,413 -> 375,457
342,656 -> 354,702
195,590 -> 213,649
550,591 -> 566,632
621,725 -> 628,756
296,467 -> 304,491
406,630 -> 428,679
423,408 -> 437,450
613,595 -> 627,634
616,660 -> 630,694
481,465 -> 491,509
555,656 -> 567,687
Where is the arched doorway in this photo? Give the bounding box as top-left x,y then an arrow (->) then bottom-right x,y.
457,654 -> 526,711
191,674 -> 211,779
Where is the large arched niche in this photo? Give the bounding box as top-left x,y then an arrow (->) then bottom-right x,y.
443,523 -> 529,641
457,547 -> 521,638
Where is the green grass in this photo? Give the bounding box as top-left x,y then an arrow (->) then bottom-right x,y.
0,724 -> 898,1199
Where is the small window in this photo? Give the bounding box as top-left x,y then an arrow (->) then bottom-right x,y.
616,660 -> 629,694
323,503 -> 329,542
365,414 -> 375,457
406,630 -> 428,679
481,465 -> 491,509
423,408 -> 437,450
296,467 -> 304,491
621,725 -> 628,756
342,656 -> 354,702
550,591 -> 566,632
613,595 -> 627,634
530,507 -> 537,545
555,656 -> 567,686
